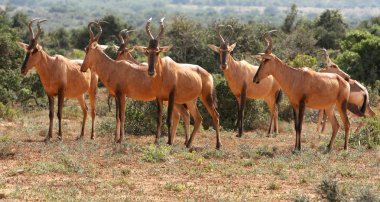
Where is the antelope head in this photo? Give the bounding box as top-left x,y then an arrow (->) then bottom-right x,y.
115,29 -> 135,60
252,30 -> 277,84
81,21 -> 102,72
17,18 -> 47,75
318,49 -> 351,81
208,25 -> 236,70
135,18 -> 172,77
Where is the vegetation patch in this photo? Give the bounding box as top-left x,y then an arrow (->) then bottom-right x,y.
141,144 -> 171,163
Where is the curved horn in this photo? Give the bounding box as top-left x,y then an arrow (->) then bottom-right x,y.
145,18 -> 154,40
216,24 -> 225,44
226,25 -> 234,42
263,30 -> 277,54
28,18 -> 39,40
118,29 -> 129,45
94,22 -> 102,41
123,30 -> 135,44
156,17 -> 165,40
318,48 -> 329,56
88,21 -> 98,40
35,19 -> 47,41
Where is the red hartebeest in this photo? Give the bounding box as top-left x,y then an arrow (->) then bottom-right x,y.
135,18 -> 222,149
81,22 -> 192,144
208,25 -> 282,137
17,19 -> 98,141
317,49 -> 376,133
253,31 -> 351,152
115,28 -> 191,144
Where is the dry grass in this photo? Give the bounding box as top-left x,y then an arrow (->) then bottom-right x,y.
0,92 -> 379,201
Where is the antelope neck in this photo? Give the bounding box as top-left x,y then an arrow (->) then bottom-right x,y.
33,50 -> 55,83
92,48 -> 116,86
268,57 -> 302,98
223,55 -> 240,79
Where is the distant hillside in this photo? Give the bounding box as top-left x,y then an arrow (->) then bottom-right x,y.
0,0 -> 379,30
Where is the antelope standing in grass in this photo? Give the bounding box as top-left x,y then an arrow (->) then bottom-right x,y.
116,28 -> 191,144
17,19 -> 98,141
208,25 -> 282,137
81,22 -> 190,144
316,49 -> 375,133
253,31 -> 351,152
135,18 -> 221,149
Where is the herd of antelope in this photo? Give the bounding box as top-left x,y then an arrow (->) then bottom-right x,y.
17,18 -> 375,153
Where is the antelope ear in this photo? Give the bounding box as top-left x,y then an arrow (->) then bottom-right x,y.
229,43 -> 237,51
98,45 -> 108,51
113,45 -> 120,51
90,42 -> 98,49
127,47 -> 135,53
17,42 -> 29,51
36,44 -> 43,51
262,54 -> 273,60
134,46 -> 147,53
159,45 -> 173,52
207,44 -> 219,53
254,55 -> 263,61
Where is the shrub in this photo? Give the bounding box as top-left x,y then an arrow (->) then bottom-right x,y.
0,103 -> 18,120
293,194 -> 309,202
350,115 -> 380,149
317,178 -> 345,202
202,74 -> 270,131
124,100 -> 163,135
355,188 -> 379,202
290,54 -> 317,70
141,145 -> 171,163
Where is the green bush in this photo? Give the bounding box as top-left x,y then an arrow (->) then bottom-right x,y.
0,103 -> 18,120
200,74 -> 270,131
290,54 -> 317,69
350,115 -> 380,149
124,100 -> 162,135
141,145 -> 171,163
317,178 -> 346,201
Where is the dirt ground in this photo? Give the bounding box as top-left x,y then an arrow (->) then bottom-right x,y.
0,95 -> 379,201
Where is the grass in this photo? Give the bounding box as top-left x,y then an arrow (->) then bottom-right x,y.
0,97 -> 379,201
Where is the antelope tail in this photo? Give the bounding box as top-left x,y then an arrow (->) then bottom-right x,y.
275,89 -> 283,106
211,85 -> 218,109
347,102 -> 365,117
360,94 -> 367,114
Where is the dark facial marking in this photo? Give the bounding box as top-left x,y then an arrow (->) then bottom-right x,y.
253,60 -> 266,84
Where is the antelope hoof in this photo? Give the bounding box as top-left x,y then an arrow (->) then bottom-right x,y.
292,149 -> 301,154
57,135 -> 63,141
216,143 -> 222,150
117,137 -> 124,143
184,140 -> 188,146
44,137 -> 51,143
236,133 -> 243,138
167,141 -> 173,146
186,142 -> 192,148
76,135 -> 84,141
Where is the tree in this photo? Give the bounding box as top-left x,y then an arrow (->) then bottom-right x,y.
282,4 -> 298,33
336,30 -> 380,86
314,10 -> 347,49
0,10 -> 44,105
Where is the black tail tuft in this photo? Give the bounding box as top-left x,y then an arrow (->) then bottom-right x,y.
360,94 -> 367,114
275,89 -> 283,106
347,102 -> 365,117
212,85 -> 218,109
206,85 -> 218,110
